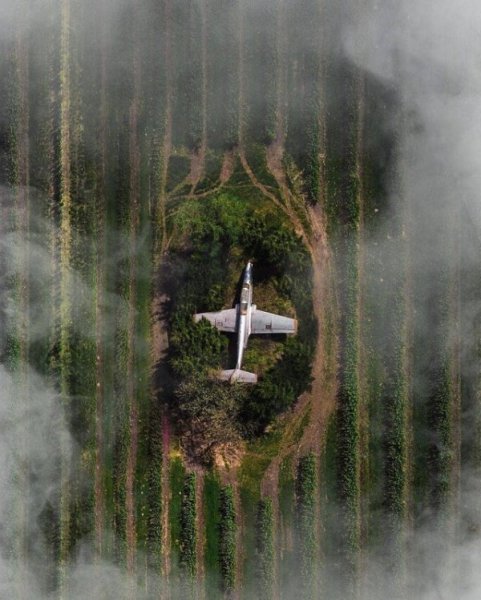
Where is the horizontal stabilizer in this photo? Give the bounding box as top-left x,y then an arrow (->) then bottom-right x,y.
218,369 -> 257,384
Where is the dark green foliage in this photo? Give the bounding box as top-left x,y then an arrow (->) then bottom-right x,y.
427,358 -> 452,512
219,485 -> 236,594
241,338 -> 313,434
204,472 -> 223,598
170,311 -> 228,379
335,237 -> 360,561
179,472 -> 197,578
296,454 -> 317,599
255,498 -> 274,600
380,277 -> 408,562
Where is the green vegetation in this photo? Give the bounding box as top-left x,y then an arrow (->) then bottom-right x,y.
206,1 -> 239,149
219,485 -> 237,594
296,454 -> 317,599
255,498 -> 275,600
204,472 -> 223,599
285,0 -> 323,204
146,407 -> 163,572
244,4 -> 278,144
179,473 -> 197,578
167,192 -> 314,453
170,456 -> 186,560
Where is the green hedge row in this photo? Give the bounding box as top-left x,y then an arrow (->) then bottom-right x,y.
179,472 -> 197,577
219,485 -> 236,594
296,454 -> 317,599
255,498 -> 275,600
335,235 -> 360,556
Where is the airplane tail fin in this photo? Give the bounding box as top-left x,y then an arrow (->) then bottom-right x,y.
218,369 -> 257,384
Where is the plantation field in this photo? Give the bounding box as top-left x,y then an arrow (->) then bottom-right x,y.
0,1 -> 479,599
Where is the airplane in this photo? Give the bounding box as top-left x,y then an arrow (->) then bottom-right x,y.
193,261 -> 298,383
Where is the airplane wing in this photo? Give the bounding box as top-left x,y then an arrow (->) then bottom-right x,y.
251,309 -> 298,335
193,308 -> 237,332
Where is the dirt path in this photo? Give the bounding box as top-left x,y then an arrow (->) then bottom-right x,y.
220,149 -> 235,184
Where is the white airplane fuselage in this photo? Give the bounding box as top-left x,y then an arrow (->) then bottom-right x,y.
235,261 -> 254,370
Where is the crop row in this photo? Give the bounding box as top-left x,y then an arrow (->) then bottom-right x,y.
146,407 -> 163,573
425,279 -> 454,514
179,473 -> 197,578
171,0 -> 203,149
243,3 -> 278,145
324,58 -> 363,591
296,454 -> 317,599
219,485 -> 237,594
285,0 -> 323,204
256,498 -> 275,600
205,0 -> 239,149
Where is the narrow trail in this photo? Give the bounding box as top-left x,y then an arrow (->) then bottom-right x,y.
219,149 -> 235,184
